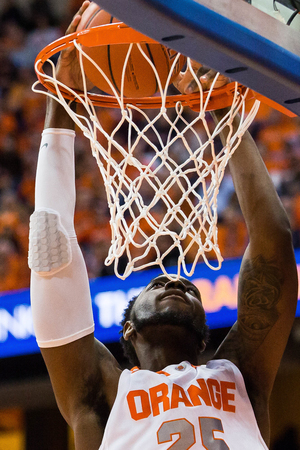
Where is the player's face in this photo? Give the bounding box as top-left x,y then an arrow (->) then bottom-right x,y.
131,274 -> 206,332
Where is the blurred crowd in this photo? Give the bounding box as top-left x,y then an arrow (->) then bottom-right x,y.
0,0 -> 300,293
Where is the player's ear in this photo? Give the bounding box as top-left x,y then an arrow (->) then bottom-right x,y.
123,321 -> 136,341
199,340 -> 206,353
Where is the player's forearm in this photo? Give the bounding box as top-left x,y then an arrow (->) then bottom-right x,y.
211,109 -> 291,240
230,131 -> 290,237
44,96 -> 76,130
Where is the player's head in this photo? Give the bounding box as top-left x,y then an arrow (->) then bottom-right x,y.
120,275 -> 209,366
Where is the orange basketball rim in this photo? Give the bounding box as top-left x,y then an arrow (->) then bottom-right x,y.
33,21 -> 294,115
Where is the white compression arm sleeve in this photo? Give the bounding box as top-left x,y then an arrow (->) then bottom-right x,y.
30,129 -> 94,348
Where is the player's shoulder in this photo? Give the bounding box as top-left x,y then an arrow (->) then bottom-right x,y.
94,338 -> 123,382
77,339 -> 122,426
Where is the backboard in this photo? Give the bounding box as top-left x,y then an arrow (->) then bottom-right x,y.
92,0 -> 300,116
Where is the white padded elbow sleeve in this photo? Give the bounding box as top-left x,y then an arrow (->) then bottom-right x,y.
30,129 -> 94,347
31,237 -> 94,348
28,209 -> 72,276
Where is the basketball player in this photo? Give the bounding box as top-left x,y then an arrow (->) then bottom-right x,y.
29,2 -> 298,449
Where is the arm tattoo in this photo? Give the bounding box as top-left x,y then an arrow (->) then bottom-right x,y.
238,255 -> 282,342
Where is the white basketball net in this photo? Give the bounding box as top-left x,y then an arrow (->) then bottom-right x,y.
33,40 -> 260,280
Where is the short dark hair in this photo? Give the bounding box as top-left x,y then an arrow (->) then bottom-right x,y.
120,295 -> 140,367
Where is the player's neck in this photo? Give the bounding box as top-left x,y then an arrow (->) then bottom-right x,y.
135,325 -> 201,371
139,350 -> 199,372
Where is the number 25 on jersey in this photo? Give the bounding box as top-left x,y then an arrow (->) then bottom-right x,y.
157,417 -> 230,449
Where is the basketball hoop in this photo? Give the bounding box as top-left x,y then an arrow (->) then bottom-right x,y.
33,22 -> 261,280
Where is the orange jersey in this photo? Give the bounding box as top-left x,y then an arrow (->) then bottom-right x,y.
99,359 -> 268,449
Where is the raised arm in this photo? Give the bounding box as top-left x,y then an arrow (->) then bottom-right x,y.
212,108 -> 298,443
29,4 -> 121,449
174,69 -> 297,386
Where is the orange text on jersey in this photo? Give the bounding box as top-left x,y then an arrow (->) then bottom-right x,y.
127,378 -> 236,421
